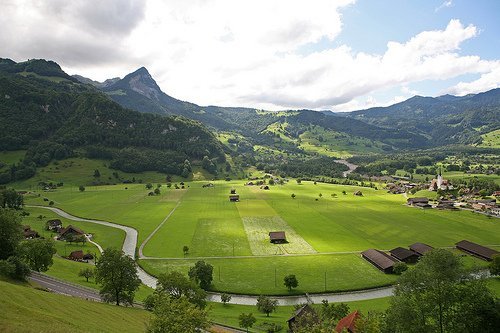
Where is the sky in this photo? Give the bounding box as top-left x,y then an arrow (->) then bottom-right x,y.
1,0 -> 499,111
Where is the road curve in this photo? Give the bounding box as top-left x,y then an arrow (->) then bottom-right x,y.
28,205 -> 394,305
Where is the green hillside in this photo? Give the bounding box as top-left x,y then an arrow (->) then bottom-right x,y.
0,280 -> 149,333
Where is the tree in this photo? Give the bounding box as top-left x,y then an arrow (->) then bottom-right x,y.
79,267 -> 95,282
355,311 -> 383,333
0,255 -> 30,280
79,185 -> 85,192
188,260 -> 213,290
155,271 -> 207,309
318,193 -> 323,198
154,188 -> 161,195
284,274 -> 298,291
183,245 -> 189,256
490,254 -> 500,276
238,313 -> 256,332
342,190 -> 347,195
296,179 -> 302,184
256,295 -> 278,317
146,295 -> 209,333
291,193 -> 296,199
93,169 -> 100,178
221,293 -> 231,305
384,249 -> 499,333
393,262 -> 408,275
0,208 -> 23,260
146,183 -> 153,190
0,189 -> 24,209
95,248 -> 141,306
320,300 -> 349,326
19,238 -> 56,272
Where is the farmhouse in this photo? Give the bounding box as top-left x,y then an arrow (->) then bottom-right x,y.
456,240 -> 499,261
68,250 -> 84,261
390,247 -> 419,263
335,310 -> 360,333
436,200 -> 456,210
269,231 -> 287,244
23,225 -> 40,239
287,304 -> 317,331
46,219 -> 62,231
407,197 -> 431,208
229,194 -> 239,202
409,242 -> 433,256
361,249 -> 397,273
58,225 -> 85,240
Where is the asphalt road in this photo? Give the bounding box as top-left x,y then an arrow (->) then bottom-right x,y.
29,271 -> 101,302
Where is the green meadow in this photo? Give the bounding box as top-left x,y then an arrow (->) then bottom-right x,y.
23,180 -> 500,295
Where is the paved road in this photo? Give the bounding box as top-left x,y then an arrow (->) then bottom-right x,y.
29,205 -> 396,305
29,271 -> 101,301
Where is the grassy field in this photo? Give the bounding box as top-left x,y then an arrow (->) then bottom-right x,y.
478,129 -> 500,148
0,279 -> 150,333
23,180 -> 500,295
140,253 -> 397,295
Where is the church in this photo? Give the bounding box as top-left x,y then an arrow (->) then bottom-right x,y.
429,169 -> 453,191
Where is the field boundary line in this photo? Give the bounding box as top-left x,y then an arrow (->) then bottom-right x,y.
138,201 -> 181,258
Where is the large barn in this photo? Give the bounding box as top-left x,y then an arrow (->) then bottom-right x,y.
456,240 -> 499,261
409,242 -> 433,256
361,249 -> 397,273
269,231 -> 287,244
390,247 -> 419,263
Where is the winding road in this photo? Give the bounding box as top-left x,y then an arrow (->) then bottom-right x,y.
29,205 -> 394,305
334,159 -> 358,178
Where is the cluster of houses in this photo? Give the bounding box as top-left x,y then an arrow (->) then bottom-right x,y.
23,225 -> 40,239
407,196 -> 499,216
46,219 -> 86,241
362,240 -> 499,274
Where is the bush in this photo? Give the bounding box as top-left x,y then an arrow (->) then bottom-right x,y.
393,262 -> 408,275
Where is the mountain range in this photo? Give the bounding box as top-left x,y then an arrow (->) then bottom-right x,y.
75,66 -> 499,150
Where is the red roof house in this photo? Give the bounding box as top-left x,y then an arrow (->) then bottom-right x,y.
335,310 -> 360,333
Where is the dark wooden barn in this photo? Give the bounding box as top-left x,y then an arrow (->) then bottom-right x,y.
287,304 -> 317,331
409,242 -> 433,256
390,247 -> 419,263
456,240 -> 499,261
269,231 -> 287,244
229,194 -> 240,202
361,249 -> 397,273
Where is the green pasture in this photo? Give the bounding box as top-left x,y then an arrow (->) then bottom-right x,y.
0,150 -> 26,168
140,254 -> 398,295
25,184 -> 184,245
478,129 -> 500,148
21,180 -> 500,294
10,157 -> 169,188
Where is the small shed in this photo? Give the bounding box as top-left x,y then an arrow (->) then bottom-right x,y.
409,242 -> 433,256
456,240 -> 499,261
229,194 -> 240,202
269,231 -> 287,244
353,191 -> 363,196
68,250 -> 84,261
335,310 -> 360,333
287,304 -> 318,331
390,247 -> 419,263
361,249 -> 397,273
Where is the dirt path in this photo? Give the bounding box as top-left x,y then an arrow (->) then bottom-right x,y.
334,159 -> 358,177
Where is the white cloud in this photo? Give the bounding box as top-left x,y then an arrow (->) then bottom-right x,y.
1,1 -> 499,111
446,65 -> 500,95
435,0 -> 453,12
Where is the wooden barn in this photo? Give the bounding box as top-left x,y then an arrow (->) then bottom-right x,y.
390,247 -> 419,263
269,231 -> 287,244
58,225 -> 85,241
456,240 -> 499,261
68,250 -> 84,261
287,304 -> 317,331
46,219 -> 62,231
229,194 -> 240,202
361,249 -> 397,273
409,242 -> 433,256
